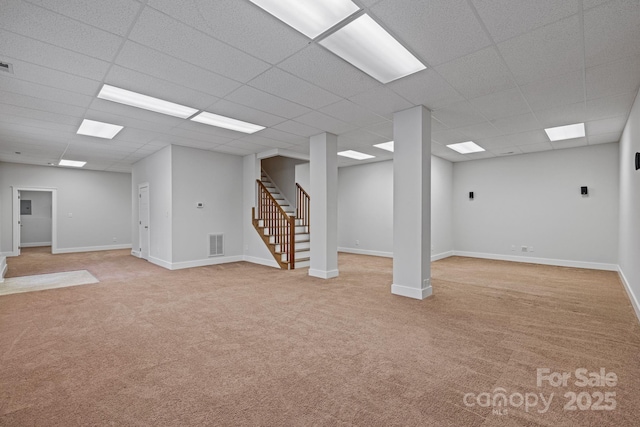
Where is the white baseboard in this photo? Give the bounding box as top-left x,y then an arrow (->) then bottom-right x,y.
243,255 -> 280,269
20,242 -> 52,248
309,268 -> 339,279
338,247 -> 392,258
0,256 -> 7,283
148,256 -> 172,269
131,250 -> 141,258
53,244 -> 132,254
432,251 -> 454,262
0,252 -> 13,257
170,255 -> 244,270
391,280 -> 433,300
453,251 -> 619,271
618,267 -> 640,325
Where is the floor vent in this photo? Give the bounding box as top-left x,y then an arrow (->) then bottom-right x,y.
209,233 -> 224,257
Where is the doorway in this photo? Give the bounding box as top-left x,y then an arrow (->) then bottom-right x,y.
12,187 -> 58,256
138,184 -> 150,260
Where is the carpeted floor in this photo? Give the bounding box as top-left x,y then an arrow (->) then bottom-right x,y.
1,247 -> 639,426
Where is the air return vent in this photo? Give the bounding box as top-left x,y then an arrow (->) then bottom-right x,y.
0,62 -> 14,74
208,233 -> 224,257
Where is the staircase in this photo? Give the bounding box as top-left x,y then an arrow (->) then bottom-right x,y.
252,172 -> 310,269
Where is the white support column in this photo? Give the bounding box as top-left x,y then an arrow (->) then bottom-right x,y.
309,132 -> 339,279
392,106 -> 432,299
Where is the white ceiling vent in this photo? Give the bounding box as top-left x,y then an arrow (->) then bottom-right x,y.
209,233 -> 224,257
0,62 -> 14,74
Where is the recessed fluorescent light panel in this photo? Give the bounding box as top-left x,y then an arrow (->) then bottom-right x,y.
59,159 -> 86,168
319,14 -> 426,84
373,141 -> 394,152
97,84 -> 198,119
248,0 -> 359,39
338,150 -> 375,160
77,119 -> 123,139
447,141 -> 485,154
190,112 -> 265,134
544,123 -> 585,142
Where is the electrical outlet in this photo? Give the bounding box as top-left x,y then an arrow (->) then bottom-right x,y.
511,245 -> 516,251
529,246 -> 534,252
521,246 -> 528,252
355,240 -> 360,246
112,237 -> 117,242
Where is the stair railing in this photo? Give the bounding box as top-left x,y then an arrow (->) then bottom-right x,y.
296,183 -> 310,230
256,180 -> 296,269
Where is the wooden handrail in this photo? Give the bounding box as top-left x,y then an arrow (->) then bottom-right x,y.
296,183 -> 310,229
256,180 -> 296,269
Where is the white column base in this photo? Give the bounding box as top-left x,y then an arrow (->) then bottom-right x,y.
391,279 -> 433,300
309,269 -> 339,279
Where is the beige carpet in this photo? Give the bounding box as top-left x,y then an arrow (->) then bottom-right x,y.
0,270 -> 98,296
1,247 -> 639,426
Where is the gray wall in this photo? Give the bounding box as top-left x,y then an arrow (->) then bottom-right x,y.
618,89 -> 640,319
20,190 -> 52,246
337,155 -> 454,258
453,143 -> 619,267
0,162 -> 131,253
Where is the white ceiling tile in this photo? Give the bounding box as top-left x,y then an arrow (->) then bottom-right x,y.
220,139 -> 269,152
365,121 -> 394,139
349,86 -> 414,118
224,86 -> 310,119
277,44 -> 381,98
208,99 -> 287,128
248,68 -> 341,110
129,7 -> 270,82
431,118 -> 449,133
0,102 -> 78,127
105,66 -> 220,111
0,30 -> 110,81
0,78 -> 93,109
371,0 -> 491,66
257,128 -> 308,145
0,90 -> 88,118
468,88 -> 531,121
521,71 -> 586,111
0,0 -> 123,61
0,112 -> 77,134
455,121 -> 504,140
490,147 -> 523,157
171,123 -> 240,143
585,116 -> 628,135
432,101 -> 487,128
550,137 -> 588,150
432,129 -> 470,145
583,0 -> 610,9
292,111 -> 357,135
115,42 -> 241,98
338,129 -> 388,148
498,15 -> 583,85
519,142 -> 554,153
435,47 -> 515,99
584,0 -> 640,67
465,151 -> 497,160
235,135 -> 293,149
587,92 -> 637,121
588,132 -> 622,145
149,0 -> 308,64
534,102 -> 587,128
273,120 -> 322,137
213,145 -> 254,156
319,100 -> 388,128
387,69 -> 465,110
87,98 -> 184,130
471,0 -> 580,42
490,113 -> 541,134
477,130 -> 547,149
585,55 -> 640,100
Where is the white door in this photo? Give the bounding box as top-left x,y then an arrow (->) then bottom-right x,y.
138,185 -> 150,260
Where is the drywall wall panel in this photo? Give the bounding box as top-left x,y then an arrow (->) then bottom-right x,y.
262,156 -> 307,207
453,143 -> 619,266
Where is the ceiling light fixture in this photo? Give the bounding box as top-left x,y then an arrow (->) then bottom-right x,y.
319,14 -> 426,84
59,159 -> 87,168
247,0 -> 360,39
544,123 -> 585,141
447,141 -> 485,154
373,141 -> 394,152
77,119 -> 123,139
190,112 -> 265,134
97,84 -> 198,119
338,150 -> 375,160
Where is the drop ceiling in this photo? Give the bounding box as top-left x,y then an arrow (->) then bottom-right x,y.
0,0 -> 638,171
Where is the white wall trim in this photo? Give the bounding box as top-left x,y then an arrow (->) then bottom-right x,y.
453,251 -> 619,271
20,242 -> 52,248
169,255 -> 244,270
0,256 -> 7,283
257,148 -> 309,162
12,186 -> 58,256
618,267 -> 640,325
338,247 -> 393,258
0,252 -> 13,257
391,281 -> 433,300
131,250 -> 141,258
309,268 -> 339,279
243,255 -> 280,268
148,255 -> 172,270
432,251 -> 454,261
53,244 -> 132,254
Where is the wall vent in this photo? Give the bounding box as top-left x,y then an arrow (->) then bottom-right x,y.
0,62 -> 14,74
209,233 -> 224,257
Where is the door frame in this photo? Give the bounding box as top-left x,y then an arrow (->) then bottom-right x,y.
12,186 -> 58,256
137,183 -> 150,260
